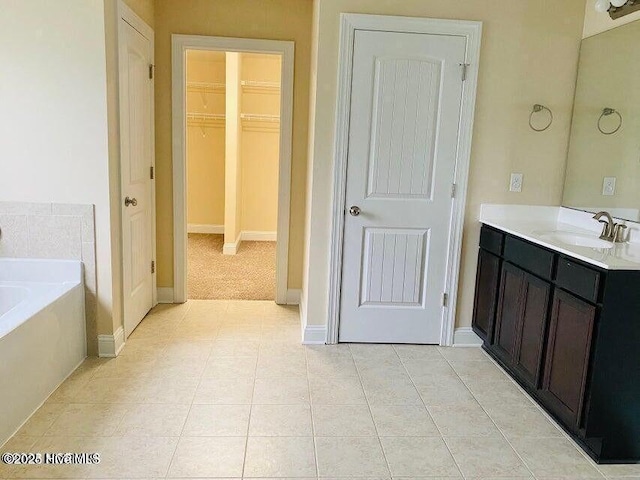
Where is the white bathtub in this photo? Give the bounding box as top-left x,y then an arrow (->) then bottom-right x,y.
0,258 -> 86,446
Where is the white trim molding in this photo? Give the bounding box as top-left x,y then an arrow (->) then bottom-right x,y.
302,324 -> 327,345
326,13 -> 483,346
98,326 -> 125,357
157,287 -> 175,304
453,327 -> 483,347
242,230 -> 277,242
172,34 -> 294,305
188,224 -> 224,234
223,234 -> 242,255
286,289 -> 301,305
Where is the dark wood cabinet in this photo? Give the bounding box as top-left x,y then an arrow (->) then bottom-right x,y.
472,249 -> 501,343
472,224 -> 640,464
540,290 -> 595,428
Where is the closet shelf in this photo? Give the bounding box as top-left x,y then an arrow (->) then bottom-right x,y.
187,82 -> 225,93
241,80 -> 281,94
240,113 -> 280,123
187,112 -> 226,127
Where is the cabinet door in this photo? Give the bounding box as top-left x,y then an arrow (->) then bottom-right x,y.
541,290 -> 596,429
493,262 -> 525,365
514,274 -> 550,388
472,249 -> 501,343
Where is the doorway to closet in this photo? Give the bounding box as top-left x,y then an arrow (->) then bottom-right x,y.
172,35 -> 294,306
186,49 -> 281,300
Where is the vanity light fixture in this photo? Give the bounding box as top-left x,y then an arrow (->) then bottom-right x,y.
595,0 -> 640,18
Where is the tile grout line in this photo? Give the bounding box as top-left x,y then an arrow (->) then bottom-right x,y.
239,315 -> 262,479
394,345 -> 466,479
304,343 -> 320,478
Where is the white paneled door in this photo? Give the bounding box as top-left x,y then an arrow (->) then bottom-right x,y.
120,19 -> 154,338
339,30 -> 466,344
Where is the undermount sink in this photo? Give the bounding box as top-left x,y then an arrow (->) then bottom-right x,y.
537,231 -> 614,249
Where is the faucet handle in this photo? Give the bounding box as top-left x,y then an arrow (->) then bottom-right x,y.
613,223 -> 628,243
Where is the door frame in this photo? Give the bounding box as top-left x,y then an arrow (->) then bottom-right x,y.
171,34 -> 294,304
117,1 -> 157,318
326,14 -> 482,346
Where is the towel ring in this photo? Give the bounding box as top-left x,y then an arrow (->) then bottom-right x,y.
529,104 -> 553,132
598,108 -> 623,135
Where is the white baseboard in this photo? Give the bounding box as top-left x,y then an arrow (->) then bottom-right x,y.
157,287 -> 174,304
223,234 -> 241,255
188,224 -> 224,234
302,324 -> 327,345
286,289 -> 301,305
453,327 -> 483,347
241,230 -> 277,242
98,326 -> 125,357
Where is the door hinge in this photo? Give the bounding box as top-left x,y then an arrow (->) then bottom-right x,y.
451,183 -> 457,198
149,64 -> 155,80
150,166 -> 154,179
460,63 -> 470,82
442,293 -> 449,307
151,260 -> 155,274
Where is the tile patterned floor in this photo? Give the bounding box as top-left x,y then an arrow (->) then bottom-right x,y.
1,300 -> 638,479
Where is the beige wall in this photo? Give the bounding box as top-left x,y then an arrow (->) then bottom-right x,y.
121,0 -> 155,27
186,51 -> 226,227
154,0 -> 313,288
0,0 -> 112,355
302,0 -> 586,329
583,0 -> 640,37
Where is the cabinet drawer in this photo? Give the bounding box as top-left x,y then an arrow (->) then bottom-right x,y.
504,236 -> 555,280
556,257 -> 601,304
480,225 -> 504,256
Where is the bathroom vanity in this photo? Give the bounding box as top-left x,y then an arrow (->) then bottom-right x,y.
473,206 -> 640,464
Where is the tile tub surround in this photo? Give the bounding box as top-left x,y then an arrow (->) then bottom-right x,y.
0,299 -> 627,479
480,204 -> 640,270
0,201 -> 97,351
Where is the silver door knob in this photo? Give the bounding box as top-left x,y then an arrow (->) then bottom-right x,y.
124,196 -> 138,207
349,206 -> 361,216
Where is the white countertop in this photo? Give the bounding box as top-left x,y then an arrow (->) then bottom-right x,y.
479,205 -> 640,271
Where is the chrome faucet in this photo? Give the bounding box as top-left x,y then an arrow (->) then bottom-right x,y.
593,211 -> 627,242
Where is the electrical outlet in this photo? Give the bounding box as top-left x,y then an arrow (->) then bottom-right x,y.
602,177 -> 617,196
510,173 -> 523,193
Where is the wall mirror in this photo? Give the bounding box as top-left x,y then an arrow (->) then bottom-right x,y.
563,19 -> 640,222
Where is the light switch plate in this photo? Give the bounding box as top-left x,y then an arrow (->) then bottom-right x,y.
510,173 -> 523,193
602,177 -> 616,196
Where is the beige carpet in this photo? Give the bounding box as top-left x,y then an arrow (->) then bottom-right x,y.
188,233 -> 276,300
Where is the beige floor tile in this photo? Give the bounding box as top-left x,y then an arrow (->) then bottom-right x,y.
0,435 -> 40,452
249,405 -> 312,436
370,405 -> 439,436
510,437 -> 603,477
70,376 -> 143,404
259,342 -> 306,357
45,404 -> 127,436
243,436 -> 316,477
360,374 -> 422,406
428,402 -> 500,437
598,463 -> 640,476
437,346 -> 490,362
312,405 -> 376,436
115,403 -> 190,436
306,353 -> 359,378
182,404 -> 250,436
381,436 -> 461,477
483,403 -> 562,438
210,340 -> 260,357
315,436 -> 389,477
256,355 -> 307,378
414,372 -> 477,406
193,376 -> 255,404
137,375 -> 200,404
393,344 -> 444,361
168,436 -> 245,478
202,356 -> 257,378
309,376 -> 367,405
445,436 -> 532,477
253,377 -> 309,404
15,403 -> 66,437
450,360 -> 511,387
402,358 -> 457,378
349,344 -> 399,363
469,379 -> 535,409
